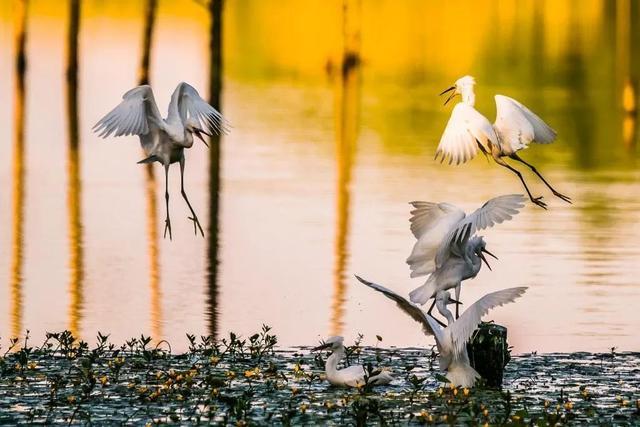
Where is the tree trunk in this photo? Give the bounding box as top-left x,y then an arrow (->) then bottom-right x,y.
466,323 -> 510,388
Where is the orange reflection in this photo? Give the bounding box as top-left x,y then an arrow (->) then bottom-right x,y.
137,0 -> 163,341
66,0 -> 83,337
330,0 -> 360,337
145,167 -> 162,340
10,0 -> 28,340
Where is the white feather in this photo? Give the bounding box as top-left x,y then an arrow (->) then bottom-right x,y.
93,85 -> 164,138
493,95 -> 557,155
435,103 -> 498,165
435,194 -> 526,268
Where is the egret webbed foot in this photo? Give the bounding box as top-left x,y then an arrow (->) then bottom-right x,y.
164,218 -> 172,240
552,191 -> 572,204
188,214 -> 204,237
530,196 -> 547,210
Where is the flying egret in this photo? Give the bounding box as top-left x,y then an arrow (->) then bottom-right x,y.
93,82 -> 229,239
313,336 -> 393,388
425,287 -> 527,387
407,194 -> 525,317
436,75 -> 571,209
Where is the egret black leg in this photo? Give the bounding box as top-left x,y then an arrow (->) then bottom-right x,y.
426,298 -> 437,316
510,154 -> 572,204
180,157 -> 204,237
163,164 -> 172,240
494,157 -> 547,209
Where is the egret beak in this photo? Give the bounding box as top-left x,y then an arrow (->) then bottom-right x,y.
448,298 -> 463,305
439,86 -> 457,106
439,86 -> 455,96
479,252 -> 492,271
191,128 -> 210,148
312,342 -> 331,352
482,247 -> 498,260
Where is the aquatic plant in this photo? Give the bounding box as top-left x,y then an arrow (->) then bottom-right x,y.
0,328 -> 638,425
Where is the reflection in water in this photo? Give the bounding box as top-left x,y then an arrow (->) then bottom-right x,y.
66,0 -> 84,337
10,0 -> 28,339
616,0 -> 637,149
330,0 -> 361,337
138,0 -> 162,340
145,171 -> 162,339
138,0 -> 157,86
206,0 -> 224,338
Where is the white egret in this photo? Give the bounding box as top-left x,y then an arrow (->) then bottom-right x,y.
93,82 -> 229,239
313,336 -> 393,388
436,75 -> 571,209
425,287 -> 527,387
356,276 -> 526,388
407,194 -> 525,317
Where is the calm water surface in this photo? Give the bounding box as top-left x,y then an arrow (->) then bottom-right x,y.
0,0 -> 639,353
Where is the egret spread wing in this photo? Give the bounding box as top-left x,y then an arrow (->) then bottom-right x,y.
177,82 -> 230,135
435,103 -> 498,165
494,95 -> 557,154
448,287 -> 527,356
93,85 -> 163,138
355,275 -> 434,336
407,202 -> 465,278
435,194 -> 525,267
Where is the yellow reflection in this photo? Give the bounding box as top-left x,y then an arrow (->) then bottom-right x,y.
145,166 -> 162,340
137,0 -> 163,340
330,0 -> 360,337
10,0 -> 28,340
66,0 -> 84,337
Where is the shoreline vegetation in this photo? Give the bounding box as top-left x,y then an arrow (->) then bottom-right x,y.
0,327 -> 638,425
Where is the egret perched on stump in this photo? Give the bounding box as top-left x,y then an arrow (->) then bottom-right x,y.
313,336 -> 393,388
407,194 -> 525,318
94,82 -> 229,239
436,75 -> 571,209
425,287 -> 527,387
356,276 -> 526,388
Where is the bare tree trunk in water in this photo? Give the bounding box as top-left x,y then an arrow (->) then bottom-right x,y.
66,0 -> 84,337
138,0 -> 162,340
207,0 -> 223,338
10,0 -> 28,340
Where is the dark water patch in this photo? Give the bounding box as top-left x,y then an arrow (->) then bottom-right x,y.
0,330 -> 638,425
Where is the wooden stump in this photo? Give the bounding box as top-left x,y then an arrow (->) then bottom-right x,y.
466,322 -> 510,388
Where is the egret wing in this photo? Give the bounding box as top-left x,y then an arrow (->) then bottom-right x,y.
435,103 -> 498,165
435,194 -> 525,267
177,82 -> 230,135
407,202 -> 465,277
448,287 -> 527,356
494,95 -> 556,154
355,275 -> 434,336
93,85 -> 163,138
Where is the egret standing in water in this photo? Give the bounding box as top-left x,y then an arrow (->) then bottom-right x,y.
94,82 -> 229,239
436,76 -> 571,209
407,194 -> 525,317
313,336 -> 393,388
357,276 -> 526,388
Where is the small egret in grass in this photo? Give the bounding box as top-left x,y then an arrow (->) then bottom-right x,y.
313,336 -> 393,388
425,287 -> 527,387
436,76 -> 571,209
94,82 -> 229,239
407,194 -> 525,317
